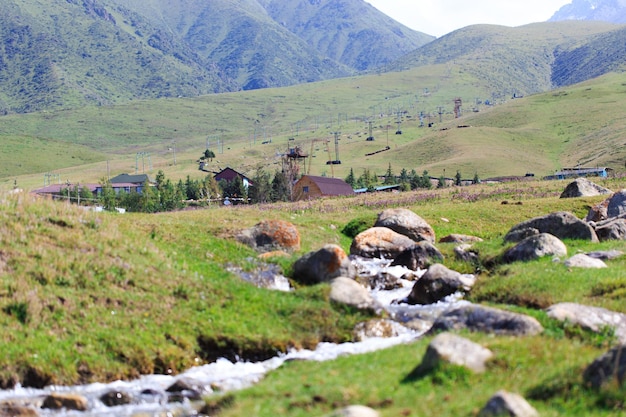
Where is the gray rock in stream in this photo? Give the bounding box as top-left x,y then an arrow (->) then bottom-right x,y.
407,264 -> 476,305
432,304 -> 543,336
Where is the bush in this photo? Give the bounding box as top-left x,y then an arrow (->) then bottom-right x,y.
341,217 -> 374,238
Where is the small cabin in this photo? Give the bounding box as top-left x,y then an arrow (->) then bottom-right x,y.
292,175 -> 354,201
214,167 -> 252,188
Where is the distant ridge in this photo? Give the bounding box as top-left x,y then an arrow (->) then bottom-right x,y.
550,0 -> 626,24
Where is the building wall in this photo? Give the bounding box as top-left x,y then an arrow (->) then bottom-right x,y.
293,177 -> 322,201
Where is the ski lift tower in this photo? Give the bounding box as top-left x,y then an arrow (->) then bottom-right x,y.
454,98 -> 462,118
366,120 -> 374,141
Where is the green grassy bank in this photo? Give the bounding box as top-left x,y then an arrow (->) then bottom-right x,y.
1,177 -> 625,415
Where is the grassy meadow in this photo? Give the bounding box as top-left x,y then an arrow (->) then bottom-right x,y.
1,176 -> 626,416
4,67 -> 626,193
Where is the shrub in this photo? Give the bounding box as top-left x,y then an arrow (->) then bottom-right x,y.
341,217 -> 374,238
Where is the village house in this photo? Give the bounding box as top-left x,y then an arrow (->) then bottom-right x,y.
213,167 -> 253,188
292,175 -> 354,201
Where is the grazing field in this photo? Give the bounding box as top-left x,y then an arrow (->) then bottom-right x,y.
3,69 -> 626,193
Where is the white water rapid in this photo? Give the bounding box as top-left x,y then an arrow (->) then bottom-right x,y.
0,257 -> 471,417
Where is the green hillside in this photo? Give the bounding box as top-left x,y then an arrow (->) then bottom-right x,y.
3,58 -> 626,192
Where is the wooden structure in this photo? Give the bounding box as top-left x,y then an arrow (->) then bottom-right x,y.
292,175 -> 354,201
214,167 -> 253,187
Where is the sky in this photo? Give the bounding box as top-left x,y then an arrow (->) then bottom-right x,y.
365,0 -> 573,37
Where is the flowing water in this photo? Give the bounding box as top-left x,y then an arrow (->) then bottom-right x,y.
0,257 -> 471,416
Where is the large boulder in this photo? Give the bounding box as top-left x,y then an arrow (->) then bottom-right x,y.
502,233 -> 567,263
547,302 -> 626,343
432,304 -> 544,336
417,332 -> 493,373
236,220 -> 300,253
583,345 -> 626,389
585,199 -> 609,222
407,264 -> 476,305
330,277 -> 379,312
607,190 -> 626,218
560,177 -> 612,198
504,211 -> 598,243
350,227 -> 416,259
374,208 -> 435,243
390,241 -> 444,270
293,244 -> 355,284
478,390 -> 539,417
593,218 -> 626,241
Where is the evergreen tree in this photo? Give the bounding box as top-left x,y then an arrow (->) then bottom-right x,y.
383,163 -> 395,185
271,170 -> 291,202
99,178 -> 117,211
437,176 -> 446,189
455,170 -> 462,186
345,168 -> 356,187
409,169 -> 420,190
201,174 -> 221,201
249,167 -> 272,204
473,172 -> 480,184
421,170 -> 432,189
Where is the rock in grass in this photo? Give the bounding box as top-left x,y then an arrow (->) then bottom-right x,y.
563,254 -> 607,269
546,302 -> 626,343
439,234 -> 483,244
330,277 -> 379,312
504,211 -> 598,243
390,241 -> 444,270
607,190 -> 626,218
407,264 -> 476,305
594,217 -> 626,241
323,405 -> 380,417
454,244 -> 479,263
432,304 -> 543,336
478,390 -> 539,417
236,220 -> 300,253
583,344 -> 626,389
560,177 -> 612,199
417,332 -> 493,373
350,227 -> 416,259
293,244 -> 355,284
374,208 -> 435,243
502,233 -> 567,263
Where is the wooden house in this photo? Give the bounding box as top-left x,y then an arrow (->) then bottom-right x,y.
214,167 -> 252,188
292,175 -> 354,201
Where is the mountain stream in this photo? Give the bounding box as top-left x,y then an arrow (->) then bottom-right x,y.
0,257 -> 471,416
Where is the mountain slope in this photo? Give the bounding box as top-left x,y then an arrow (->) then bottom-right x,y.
387,21 -> 622,96
0,0 -> 234,113
259,0 -> 434,71
1,0 -> 431,113
550,0 -> 626,24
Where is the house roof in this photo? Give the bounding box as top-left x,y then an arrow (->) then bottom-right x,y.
214,167 -> 252,183
32,183 -> 99,194
299,175 -> 354,196
110,173 -> 152,184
